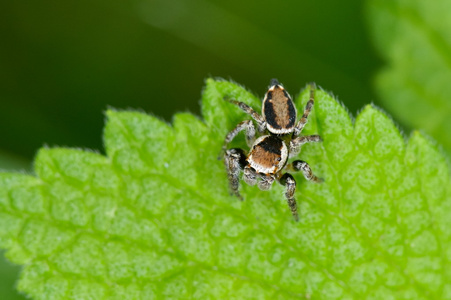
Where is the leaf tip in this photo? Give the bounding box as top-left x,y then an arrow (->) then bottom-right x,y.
105,108 -> 122,122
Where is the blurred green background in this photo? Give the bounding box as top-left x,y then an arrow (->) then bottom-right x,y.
0,0 -> 381,162
0,0 -> 424,299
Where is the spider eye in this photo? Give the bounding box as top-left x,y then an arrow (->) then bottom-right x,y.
277,157 -> 282,161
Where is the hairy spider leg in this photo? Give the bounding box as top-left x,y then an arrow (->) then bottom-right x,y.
224,98 -> 267,132
258,174 -> 275,191
278,173 -> 298,222
289,135 -> 322,158
243,166 -> 257,186
294,84 -> 316,137
292,160 -> 323,183
278,160 -> 323,222
219,120 -> 256,160
224,148 -> 247,200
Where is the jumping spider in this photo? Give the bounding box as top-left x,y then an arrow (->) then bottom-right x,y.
222,79 -> 323,221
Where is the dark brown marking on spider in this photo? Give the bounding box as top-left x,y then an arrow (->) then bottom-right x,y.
266,91 -> 273,100
257,135 -> 283,155
263,98 -> 281,129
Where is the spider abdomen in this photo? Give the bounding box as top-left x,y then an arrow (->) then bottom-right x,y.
262,82 -> 297,135
247,135 -> 288,174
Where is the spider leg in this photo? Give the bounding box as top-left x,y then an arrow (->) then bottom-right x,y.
292,160 -> 323,183
278,160 -> 323,221
278,173 -> 299,222
243,166 -> 257,186
225,98 -> 266,132
219,120 -> 256,159
258,174 -> 275,191
289,135 -> 322,158
224,148 -> 247,200
294,83 -> 316,137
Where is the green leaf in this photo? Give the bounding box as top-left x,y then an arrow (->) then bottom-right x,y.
0,151 -> 30,300
1,79 -> 451,299
367,0 -> 451,156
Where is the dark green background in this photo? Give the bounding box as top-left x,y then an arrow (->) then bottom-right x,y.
0,1 -> 381,298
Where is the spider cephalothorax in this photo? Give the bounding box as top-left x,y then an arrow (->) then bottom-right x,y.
222,79 -> 323,221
